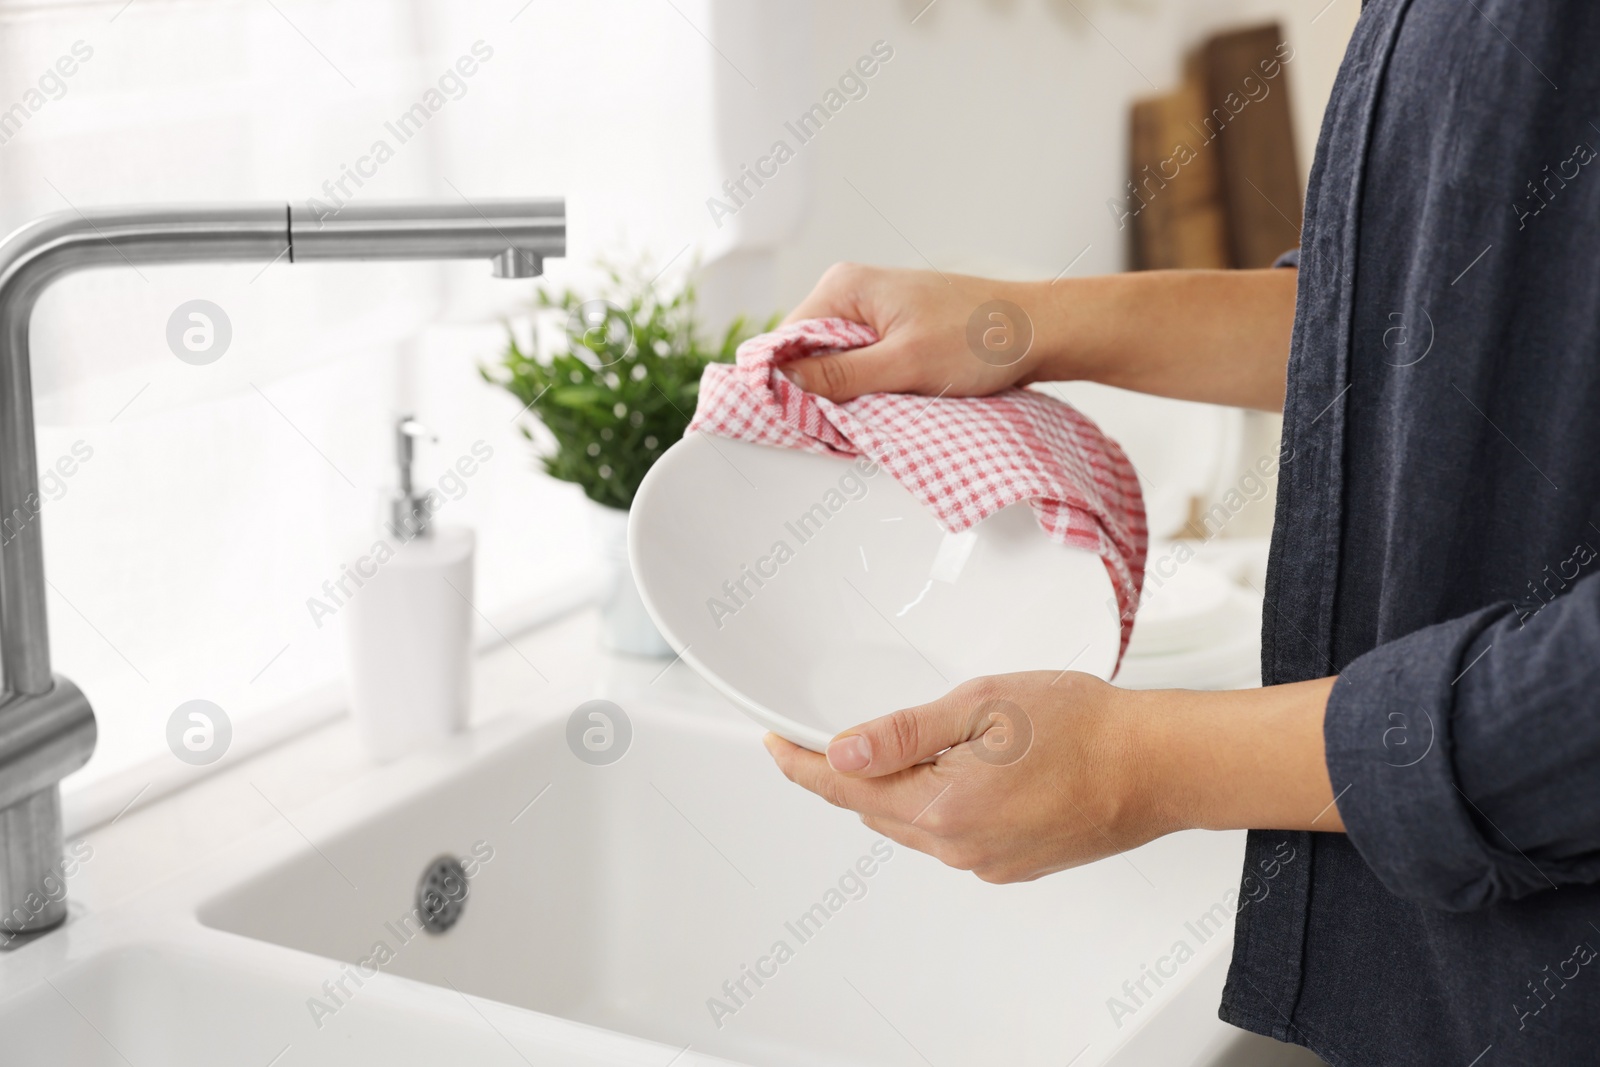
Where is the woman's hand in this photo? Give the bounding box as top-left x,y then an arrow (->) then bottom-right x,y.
780,262 -> 1300,411
764,671 -> 1161,883
763,671 -> 1341,883
779,263 -> 1041,402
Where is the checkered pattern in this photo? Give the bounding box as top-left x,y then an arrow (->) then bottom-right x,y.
689,317 -> 1147,664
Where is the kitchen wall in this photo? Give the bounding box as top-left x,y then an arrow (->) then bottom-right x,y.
698,0 -> 1362,537
708,0 -> 1360,307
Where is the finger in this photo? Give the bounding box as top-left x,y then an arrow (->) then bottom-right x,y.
763,732 -> 946,822
780,340 -> 924,402
762,732 -> 808,764
825,691 -> 980,779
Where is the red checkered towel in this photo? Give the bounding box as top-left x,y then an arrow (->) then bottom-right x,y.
688,317 -> 1147,665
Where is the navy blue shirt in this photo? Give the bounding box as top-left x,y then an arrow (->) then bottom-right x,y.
1220,2 -> 1600,1063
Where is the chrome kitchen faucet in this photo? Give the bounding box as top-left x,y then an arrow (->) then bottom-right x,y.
0,199 -> 565,937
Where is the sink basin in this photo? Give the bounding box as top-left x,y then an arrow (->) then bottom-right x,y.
198,701 -> 1253,1066
0,940 -> 733,1066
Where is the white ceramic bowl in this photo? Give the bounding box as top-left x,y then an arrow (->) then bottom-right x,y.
628,433 -> 1121,751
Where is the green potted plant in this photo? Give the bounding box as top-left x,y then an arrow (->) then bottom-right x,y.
483,264 -> 774,655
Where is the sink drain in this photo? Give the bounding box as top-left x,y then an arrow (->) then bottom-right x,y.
415,855 -> 469,934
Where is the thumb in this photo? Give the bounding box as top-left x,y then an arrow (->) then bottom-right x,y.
826,697 -> 975,778
782,340 -> 912,402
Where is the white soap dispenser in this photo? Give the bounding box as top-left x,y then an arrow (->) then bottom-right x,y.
343,415 -> 477,763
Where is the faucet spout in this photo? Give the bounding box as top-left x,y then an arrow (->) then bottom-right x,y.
0,198 -> 564,939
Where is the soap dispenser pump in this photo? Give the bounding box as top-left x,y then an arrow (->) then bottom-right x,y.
390,414 -> 436,542
343,414 -> 477,763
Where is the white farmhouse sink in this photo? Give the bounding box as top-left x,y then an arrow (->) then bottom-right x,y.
194,702 -> 1260,1067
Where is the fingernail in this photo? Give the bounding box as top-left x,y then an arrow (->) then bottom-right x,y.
827,734 -> 871,772
778,367 -> 801,388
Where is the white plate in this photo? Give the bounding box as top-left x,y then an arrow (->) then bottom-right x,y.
627,433 -> 1121,751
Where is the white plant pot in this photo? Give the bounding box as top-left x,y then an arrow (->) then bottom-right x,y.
589,501 -> 673,657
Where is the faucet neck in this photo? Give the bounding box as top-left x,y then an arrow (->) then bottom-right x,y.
0,198 -> 563,936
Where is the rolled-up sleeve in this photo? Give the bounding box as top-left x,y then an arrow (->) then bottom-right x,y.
1325,570 -> 1600,911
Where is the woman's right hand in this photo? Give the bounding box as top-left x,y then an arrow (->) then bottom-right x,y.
779,263 -> 1044,402
779,261 -> 1298,411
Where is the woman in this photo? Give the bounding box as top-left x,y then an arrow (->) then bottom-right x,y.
762,2 -> 1600,1062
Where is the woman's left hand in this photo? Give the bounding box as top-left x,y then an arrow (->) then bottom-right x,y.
763,671 -> 1166,884
763,670 -> 1342,883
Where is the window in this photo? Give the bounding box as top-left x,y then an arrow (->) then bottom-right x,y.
0,0 -> 721,804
